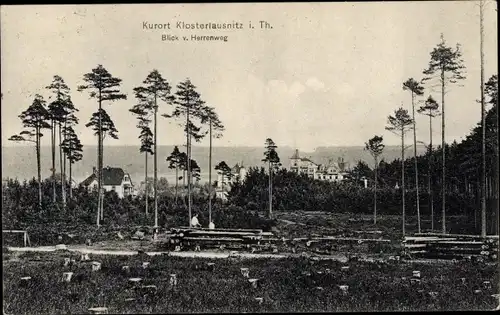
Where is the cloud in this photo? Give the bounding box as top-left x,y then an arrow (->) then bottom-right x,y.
305,77 -> 325,91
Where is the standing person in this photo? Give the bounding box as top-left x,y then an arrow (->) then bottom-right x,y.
191,214 -> 201,228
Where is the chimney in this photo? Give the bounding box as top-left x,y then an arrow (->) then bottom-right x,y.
93,167 -> 96,175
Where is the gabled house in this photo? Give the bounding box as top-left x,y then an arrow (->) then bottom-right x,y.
80,166 -> 134,198
315,157 -> 350,182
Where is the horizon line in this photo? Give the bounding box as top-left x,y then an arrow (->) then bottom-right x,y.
2,144 -> 426,149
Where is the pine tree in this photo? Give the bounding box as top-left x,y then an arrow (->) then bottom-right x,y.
9,94 -> 51,209
166,146 -> 183,204
171,79 -> 208,227
134,70 -> 174,230
386,108 -> 414,236
263,138 -> 281,219
61,125 -> 83,199
200,106 -> 224,225
403,78 -> 425,233
418,95 -> 440,231
422,34 -> 466,234
130,104 -> 154,215
215,161 -> 232,190
365,135 -> 385,224
139,123 -> 154,214
46,75 -> 75,208
78,65 -> 126,226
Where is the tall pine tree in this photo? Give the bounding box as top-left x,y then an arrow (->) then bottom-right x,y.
78,65 -> 126,226
133,70 -> 174,230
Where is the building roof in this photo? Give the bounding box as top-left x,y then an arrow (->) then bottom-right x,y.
231,162 -> 245,174
80,167 -> 128,187
300,157 -> 317,164
290,149 -> 318,165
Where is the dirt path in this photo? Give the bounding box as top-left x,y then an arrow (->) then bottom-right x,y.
6,245 -> 462,265
6,246 -> 290,260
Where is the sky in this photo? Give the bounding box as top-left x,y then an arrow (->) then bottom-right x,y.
1,2 -> 498,152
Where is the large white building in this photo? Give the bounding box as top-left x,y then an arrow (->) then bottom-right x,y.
289,149 -> 350,182
290,149 -> 318,179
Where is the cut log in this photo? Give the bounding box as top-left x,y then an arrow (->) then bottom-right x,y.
414,233 -> 499,240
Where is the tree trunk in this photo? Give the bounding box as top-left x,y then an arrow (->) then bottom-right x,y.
441,68 -> 446,234
429,113 -> 434,231
187,107 -> 192,227
63,122 -> 67,205
69,151 -> 73,200
374,156 -> 378,225
480,0 -> 487,237
100,128 -> 104,221
411,91 -> 421,233
97,91 -> 102,227
59,123 -> 66,210
175,166 -> 178,204
401,129 -> 406,236
145,152 -> 148,215
154,95 -> 158,230
52,120 -> 56,203
209,118 -> 213,224
36,125 -> 42,210
269,162 -> 273,219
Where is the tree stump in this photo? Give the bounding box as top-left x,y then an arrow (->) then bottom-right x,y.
63,258 -> 71,267
206,262 -> 215,272
240,268 -> 250,278
91,262 -> 101,272
339,285 -> 349,295
248,278 -> 259,289
169,274 -> 177,287
62,272 -> 73,282
88,307 -> 108,314
80,254 -> 90,261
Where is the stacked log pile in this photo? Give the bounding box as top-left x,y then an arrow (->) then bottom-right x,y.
402,233 -> 499,262
167,227 -> 276,251
166,227 -> 392,254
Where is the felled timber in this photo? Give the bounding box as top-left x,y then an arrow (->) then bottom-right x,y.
304,237 -> 391,243
175,227 -> 264,233
187,231 -> 274,237
414,232 -> 499,240
402,234 -> 499,261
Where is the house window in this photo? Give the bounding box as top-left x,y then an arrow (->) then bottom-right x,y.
112,186 -> 116,191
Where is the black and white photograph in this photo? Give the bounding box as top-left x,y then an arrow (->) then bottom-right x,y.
1,2 -> 499,313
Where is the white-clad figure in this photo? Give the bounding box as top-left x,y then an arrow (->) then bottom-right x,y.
208,221 -> 215,230
191,214 -> 201,228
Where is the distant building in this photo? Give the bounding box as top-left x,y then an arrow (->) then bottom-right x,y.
290,149 -> 318,179
289,149 -> 350,182
80,166 -> 135,198
215,162 -> 247,201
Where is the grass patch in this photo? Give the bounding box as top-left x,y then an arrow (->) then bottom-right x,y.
3,251 -> 498,313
